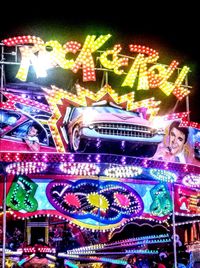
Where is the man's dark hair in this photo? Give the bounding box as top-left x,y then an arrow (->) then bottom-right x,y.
169,121 -> 189,143
31,123 -> 39,130
27,123 -> 41,134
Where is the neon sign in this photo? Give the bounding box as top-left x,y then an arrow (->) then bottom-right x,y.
2,34 -> 190,100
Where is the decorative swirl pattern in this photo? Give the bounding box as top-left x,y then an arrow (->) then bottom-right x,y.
46,179 -> 144,225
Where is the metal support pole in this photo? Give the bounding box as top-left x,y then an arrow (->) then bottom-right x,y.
105,71 -> 108,84
1,44 -> 4,89
185,73 -> 190,121
186,95 -> 190,121
1,44 -> 6,267
101,71 -> 105,88
172,183 -> 177,268
2,172 -> 7,268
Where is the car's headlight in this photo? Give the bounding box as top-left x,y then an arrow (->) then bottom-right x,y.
82,109 -> 99,124
157,128 -> 165,135
151,116 -> 166,129
151,128 -> 164,135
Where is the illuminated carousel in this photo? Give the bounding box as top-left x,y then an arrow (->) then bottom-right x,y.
0,34 -> 200,268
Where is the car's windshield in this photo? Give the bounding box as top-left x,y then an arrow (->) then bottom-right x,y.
0,110 -> 20,128
73,106 -> 140,118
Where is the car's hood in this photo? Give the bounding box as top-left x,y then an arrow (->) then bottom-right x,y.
83,113 -> 152,126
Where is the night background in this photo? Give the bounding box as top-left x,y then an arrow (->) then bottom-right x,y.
0,2 -> 199,121
0,4 -> 200,267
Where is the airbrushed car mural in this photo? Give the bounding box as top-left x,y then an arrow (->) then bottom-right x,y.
62,103 -> 164,156
0,84 -> 165,156
0,109 -> 56,152
1,83 -> 200,165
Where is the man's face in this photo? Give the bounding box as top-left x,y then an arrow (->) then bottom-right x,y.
169,127 -> 186,155
28,126 -> 38,137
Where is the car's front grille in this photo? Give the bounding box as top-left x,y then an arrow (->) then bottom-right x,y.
94,123 -> 156,138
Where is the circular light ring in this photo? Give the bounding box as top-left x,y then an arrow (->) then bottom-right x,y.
149,168 -> 177,182
59,162 -> 100,176
5,162 -> 47,174
182,174 -> 200,188
104,165 -> 143,178
2,152 -> 200,176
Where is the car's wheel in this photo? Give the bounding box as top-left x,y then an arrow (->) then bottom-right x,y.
70,125 -> 81,152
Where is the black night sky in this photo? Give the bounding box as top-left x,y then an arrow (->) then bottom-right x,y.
1,2 -> 199,121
